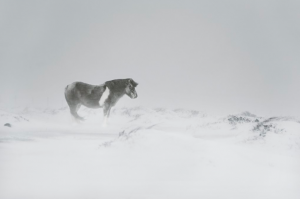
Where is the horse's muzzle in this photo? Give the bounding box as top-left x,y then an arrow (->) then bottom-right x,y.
131,92 -> 138,99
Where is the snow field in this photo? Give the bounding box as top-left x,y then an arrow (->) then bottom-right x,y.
0,107 -> 300,199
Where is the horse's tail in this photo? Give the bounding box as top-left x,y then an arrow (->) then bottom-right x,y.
64,85 -> 68,96
64,85 -> 69,103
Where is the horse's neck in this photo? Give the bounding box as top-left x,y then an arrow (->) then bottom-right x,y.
109,92 -> 124,105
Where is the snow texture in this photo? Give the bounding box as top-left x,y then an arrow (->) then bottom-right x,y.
1,106 -> 300,199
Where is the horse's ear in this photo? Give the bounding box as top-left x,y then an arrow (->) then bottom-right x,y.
132,80 -> 138,87
133,81 -> 138,87
105,81 -> 115,89
128,78 -> 138,87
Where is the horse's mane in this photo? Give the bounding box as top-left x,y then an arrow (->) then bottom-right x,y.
105,78 -> 138,90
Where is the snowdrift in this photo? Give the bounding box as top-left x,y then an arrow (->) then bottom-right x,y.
1,107 -> 300,199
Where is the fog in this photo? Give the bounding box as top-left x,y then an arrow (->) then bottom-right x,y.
1,0 -> 299,117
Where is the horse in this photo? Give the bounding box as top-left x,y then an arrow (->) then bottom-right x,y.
64,78 -> 138,126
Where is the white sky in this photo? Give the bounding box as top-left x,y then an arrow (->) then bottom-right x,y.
0,0 -> 299,117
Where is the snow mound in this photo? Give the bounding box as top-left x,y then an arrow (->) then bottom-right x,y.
1,106 -> 300,199
1,107 -> 300,151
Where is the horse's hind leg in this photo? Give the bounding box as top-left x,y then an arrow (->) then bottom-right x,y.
76,104 -> 81,112
69,103 -> 84,121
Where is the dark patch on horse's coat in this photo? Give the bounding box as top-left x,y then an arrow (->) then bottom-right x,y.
64,78 -> 138,123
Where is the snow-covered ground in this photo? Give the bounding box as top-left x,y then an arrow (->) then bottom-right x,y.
1,106 -> 300,199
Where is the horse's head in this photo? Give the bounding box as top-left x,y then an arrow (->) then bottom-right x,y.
125,78 -> 138,99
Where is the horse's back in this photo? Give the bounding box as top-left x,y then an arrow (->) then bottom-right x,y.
65,82 -> 94,94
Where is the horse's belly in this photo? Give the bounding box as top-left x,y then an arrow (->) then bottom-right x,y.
81,100 -> 100,108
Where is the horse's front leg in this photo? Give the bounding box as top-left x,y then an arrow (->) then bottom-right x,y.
102,105 -> 111,127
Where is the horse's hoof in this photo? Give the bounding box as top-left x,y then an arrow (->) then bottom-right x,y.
78,117 -> 85,121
